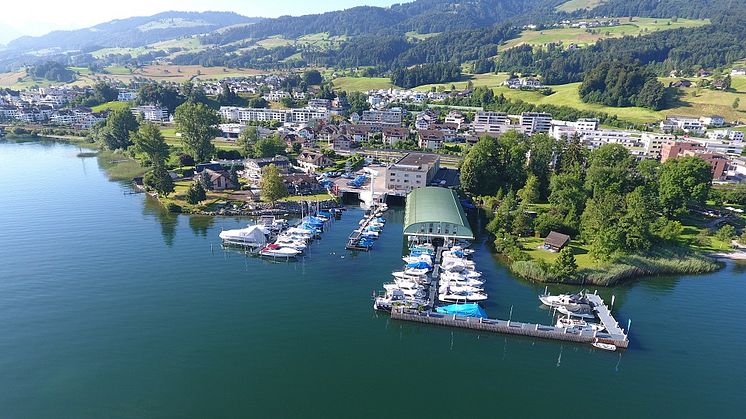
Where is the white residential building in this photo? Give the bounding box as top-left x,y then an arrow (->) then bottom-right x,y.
700,115 -> 725,127
472,111 -> 510,134
219,106 -> 329,124
117,91 -> 137,102
444,111 -> 466,130
661,116 -> 705,134
571,118 -> 599,132
641,133 -> 676,158
520,112 -> 552,135
360,108 -> 403,127
131,105 -> 169,122
386,153 -> 440,194
707,130 -> 745,142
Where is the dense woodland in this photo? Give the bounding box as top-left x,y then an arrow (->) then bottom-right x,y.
391,63 -> 461,88
27,61 -> 75,82
461,133 -> 715,266
495,12 -> 746,84
579,61 -> 668,110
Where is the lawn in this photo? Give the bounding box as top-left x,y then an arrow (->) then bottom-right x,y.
503,17 -> 709,50
413,73 -> 510,92
279,193 -> 334,202
496,82 -> 662,123
333,77 -> 395,92
555,0 -> 606,13
92,101 -> 130,112
405,31 -> 441,41
96,150 -> 148,181
521,236 -> 600,269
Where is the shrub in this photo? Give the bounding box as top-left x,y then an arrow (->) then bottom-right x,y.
166,203 -> 183,213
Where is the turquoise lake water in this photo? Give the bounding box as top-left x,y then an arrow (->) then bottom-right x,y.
0,140 -> 744,418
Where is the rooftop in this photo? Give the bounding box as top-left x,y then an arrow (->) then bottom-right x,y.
403,187 -> 474,239
394,152 -> 439,168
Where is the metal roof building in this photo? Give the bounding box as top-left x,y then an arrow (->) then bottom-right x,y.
403,187 -> 474,240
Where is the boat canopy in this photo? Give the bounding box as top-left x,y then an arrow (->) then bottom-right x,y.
219,225 -> 267,245
435,303 -> 487,318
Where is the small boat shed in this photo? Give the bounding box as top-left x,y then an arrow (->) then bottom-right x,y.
403,187 -> 475,243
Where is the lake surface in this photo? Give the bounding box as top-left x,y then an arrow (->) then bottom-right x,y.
1,140 -> 744,418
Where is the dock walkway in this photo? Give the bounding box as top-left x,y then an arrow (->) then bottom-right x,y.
390,290 -> 629,348
427,247 -> 443,306
346,212 -> 381,251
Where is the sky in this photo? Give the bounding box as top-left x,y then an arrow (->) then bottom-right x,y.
0,0 -> 404,44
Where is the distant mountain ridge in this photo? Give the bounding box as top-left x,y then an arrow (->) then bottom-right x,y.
6,11 -> 259,52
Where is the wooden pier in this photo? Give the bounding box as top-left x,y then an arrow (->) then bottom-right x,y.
427,247 -> 443,306
345,212 -> 382,251
390,291 -> 629,349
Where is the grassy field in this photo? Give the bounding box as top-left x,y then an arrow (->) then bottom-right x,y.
405,31 -> 441,41
503,17 -> 709,50
556,0 -> 606,12
332,77 -> 395,92
92,101 -> 130,112
96,150 -> 147,181
279,193 -> 334,202
413,73 -> 510,92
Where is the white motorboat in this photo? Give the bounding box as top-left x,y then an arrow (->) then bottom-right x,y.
391,272 -> 429,284
539,292 -> 589,308
441,269 -> 482,279
373,289 -> 428,311
388,279 -> 426,293
592,340 -> 617,351
556,304 -> 595,320
402,255 -> 434,264
219,225 -> 267,248
450,246 -> 475,256
273,237 -> 307,252
258,244 -> 300,258
286,227 -> 314,239
438,284 -> 483,294
556,316 -> 605,333
404,267 -> 429,276
439,289 -> 488,302
439,276 -> 485,287
383,284 -> 427,299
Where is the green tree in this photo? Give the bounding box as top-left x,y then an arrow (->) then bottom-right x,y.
460,133 -> 527,197
132,123 -> 169,166
552,246 -> 578,279
143,166 -> 174,197
253,136 -> 286,158
174,102 -> 220,163
581,193 -> 626,261
99,108 -> 139,150
260,164 -> 289,205
346,91 -> 370,115
237,126 -> 259,157
738,231 -> 746,246
733,97 -> 740,110
715,224 -> 736,248
186,182 -> 207,205
303,69 -> 323,85
518,174 -> 540,205
585,143 -> 635,197
659,156 -> 713,216
526,134 -> 557,199
511,205 -> 533,237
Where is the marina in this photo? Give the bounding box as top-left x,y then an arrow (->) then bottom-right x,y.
3,141 -> 745,417
345,203 -> 388,251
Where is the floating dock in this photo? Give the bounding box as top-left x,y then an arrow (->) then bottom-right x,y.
390,290 -> 629,349
345,211 -> 383,251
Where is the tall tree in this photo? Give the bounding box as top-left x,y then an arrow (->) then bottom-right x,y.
132,123 -> 169,166
659,156 -> 712,216
143,165 -> 174,197
99,108 -> 139,150
461,132 -> 528,197
552,246 -> 578,279
174,102 -> 220,163
237,126 -> 259,157
585,143 -> 635,198
518,174 -> 540,205
260,164 -> 288,205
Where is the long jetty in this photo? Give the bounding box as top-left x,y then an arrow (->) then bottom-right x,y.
390,290 -> 629,349
345,211 -> 381,251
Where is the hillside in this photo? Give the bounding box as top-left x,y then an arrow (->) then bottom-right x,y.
6,11 -> 259,52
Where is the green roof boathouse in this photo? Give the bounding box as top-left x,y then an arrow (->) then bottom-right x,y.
403,187 -> 474,246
